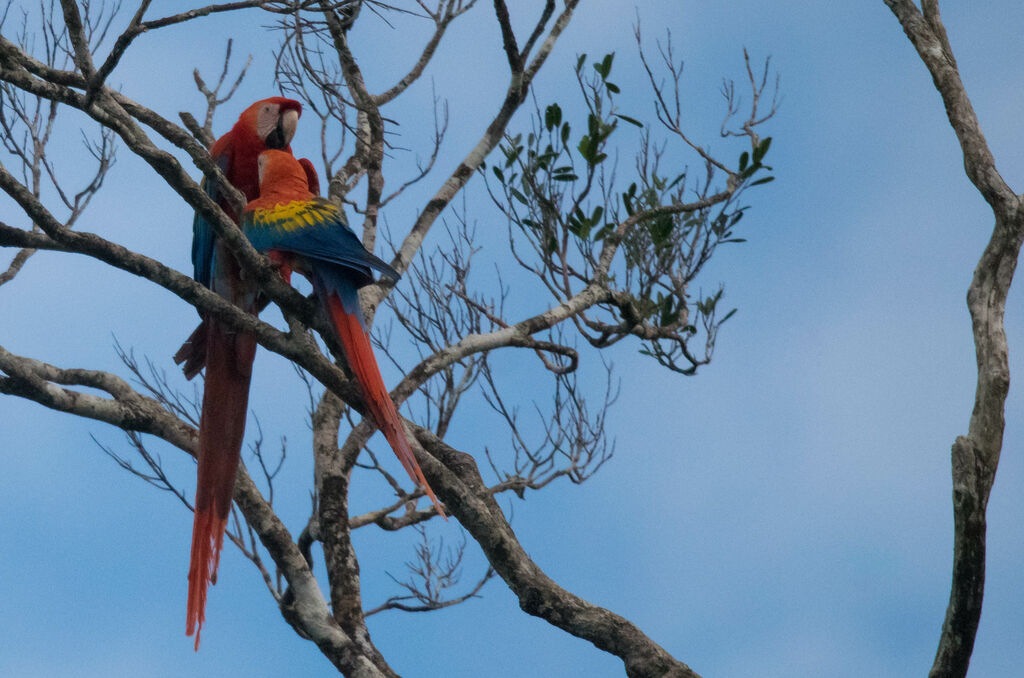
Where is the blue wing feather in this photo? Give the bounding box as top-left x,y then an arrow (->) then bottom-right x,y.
191,151 -> 232,287
311,267 -> 366,330
243,198 -> 399,289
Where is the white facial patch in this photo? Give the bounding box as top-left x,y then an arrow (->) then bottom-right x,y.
256,103 -> 281,141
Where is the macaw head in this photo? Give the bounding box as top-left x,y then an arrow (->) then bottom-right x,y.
237,97 -> 302,150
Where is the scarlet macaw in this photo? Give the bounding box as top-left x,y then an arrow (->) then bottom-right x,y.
176,97 -> 304,649
243,149 -> 443,514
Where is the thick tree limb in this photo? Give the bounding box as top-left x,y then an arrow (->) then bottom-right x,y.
312,391 -> 399,677
411,426 -> 701,678
884,0 -> 1015,211
884,3 -> 1024,677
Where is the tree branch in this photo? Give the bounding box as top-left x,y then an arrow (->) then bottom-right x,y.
411,426 -> 701,678
884,4 -> 1024,677
373,0 -> 476,105
883,0 -> 1014,210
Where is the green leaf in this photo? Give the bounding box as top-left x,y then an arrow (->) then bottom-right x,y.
503,140 -> 522,168
545,233 -> 558,253
569,219 -> 592,240
577,136 -> 606,166
648,215 -> 674,247
614,113 -> 643,127
666,172 -> 685,190
492,166 -> 504,182
659,295 -> 676,326
576,53 -> 587,74
545,103 -> 562,132
560,122 -> 571,145
509,188 -> 528,205
753,136 -> 772,163
749,176 -> 775,186
552,173 -> 578,181
577,135 -> 594,163
738,151 -> 749,172
711,213 -> 728,235
605,82 -> 620,94
621,182 -> 637,215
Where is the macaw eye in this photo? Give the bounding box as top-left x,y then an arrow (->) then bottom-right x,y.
255,103 -> 282,142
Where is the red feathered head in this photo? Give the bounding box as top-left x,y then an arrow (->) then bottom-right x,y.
236,97 -> 302,149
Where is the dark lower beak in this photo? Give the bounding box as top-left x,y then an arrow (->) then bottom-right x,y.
265,122 -> 287,150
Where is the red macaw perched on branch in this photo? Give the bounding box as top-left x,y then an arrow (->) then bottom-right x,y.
175,97 -> 304,649
244,149 -> 444,514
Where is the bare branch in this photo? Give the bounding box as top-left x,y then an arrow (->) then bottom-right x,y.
884,4 -> 1024,677
89,1 -> 152,96
374,0 -> 478,105
365,526 -> 494,616
0,243 -> 37,286
492,0 -> 523,74
883,0 -> 1014,211
94,430 -> 193,508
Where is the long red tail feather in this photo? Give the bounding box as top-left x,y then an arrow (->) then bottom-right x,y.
325,294 -> 444,515
174,267 -> 291,382
173,321 -> 207,381
186,318 -> 256,649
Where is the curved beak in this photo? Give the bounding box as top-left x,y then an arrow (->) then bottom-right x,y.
265,108 -> 299,150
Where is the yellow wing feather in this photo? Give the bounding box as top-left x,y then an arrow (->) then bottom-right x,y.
250,200 -> 336,233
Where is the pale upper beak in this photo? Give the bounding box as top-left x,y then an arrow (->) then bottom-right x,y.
279,108 -> 299,146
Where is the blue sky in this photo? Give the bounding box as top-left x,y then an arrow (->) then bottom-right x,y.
3,2 -> 1024,677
